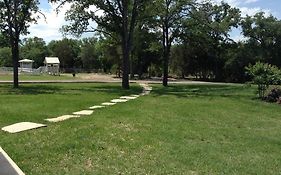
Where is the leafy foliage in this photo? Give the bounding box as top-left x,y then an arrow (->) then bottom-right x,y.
51,0 -> 148,89
246,62 -> 281,98
0,46 -> 12,66
241,12 -> 281,67
48,38 -> 80,69
21,37 -> 49,68
0,0 -> 40,87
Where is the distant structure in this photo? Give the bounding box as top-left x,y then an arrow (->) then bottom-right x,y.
44,57 -> 60,75
19,59 -> 34,72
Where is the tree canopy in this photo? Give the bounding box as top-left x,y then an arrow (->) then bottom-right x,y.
0,0 -> 40,88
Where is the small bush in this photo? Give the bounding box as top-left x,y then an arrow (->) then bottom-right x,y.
246,62 -> 281,99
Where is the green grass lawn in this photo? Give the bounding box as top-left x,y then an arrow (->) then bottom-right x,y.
0,83 -> 281,174
0,73 -> 78,81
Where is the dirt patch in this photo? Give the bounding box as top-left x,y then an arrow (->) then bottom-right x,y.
77,73 -> 120,81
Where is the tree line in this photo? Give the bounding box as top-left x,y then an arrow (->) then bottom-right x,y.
1,0 -> 281,89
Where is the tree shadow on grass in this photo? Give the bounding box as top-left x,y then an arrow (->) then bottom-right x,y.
0,83 -> 143,96
151,84 -> 255,100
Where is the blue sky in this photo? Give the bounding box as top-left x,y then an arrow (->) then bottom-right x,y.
26,0 -> 281,43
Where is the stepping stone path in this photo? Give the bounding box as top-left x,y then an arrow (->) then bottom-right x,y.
1,83 -> 153,134
89,105 -> 105,109
45,115 -> 80,123
73,110 -> 94,115
120,96 -> 138,100
102,102 -> 116,106
0,83 -> 153,175
0,147 -> 25,175
1,122 -> 46,134
139,83 -> 153,96
111,99 -> 128,103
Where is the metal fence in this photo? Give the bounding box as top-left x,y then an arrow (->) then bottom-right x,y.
0,67 -> 104,74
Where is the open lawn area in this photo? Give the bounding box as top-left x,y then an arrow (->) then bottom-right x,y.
0,83 -> 281,174
0,73 -> 78,81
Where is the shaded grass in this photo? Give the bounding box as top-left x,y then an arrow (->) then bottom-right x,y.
0,83 -> 281,174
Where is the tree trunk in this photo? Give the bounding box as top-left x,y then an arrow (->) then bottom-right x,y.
121,0 -> 130,89
163,51 -> 169,86
122,45 -> 130,89
130,53 -> 134,79
162,22 -> 170,87
12,38 -> 19,88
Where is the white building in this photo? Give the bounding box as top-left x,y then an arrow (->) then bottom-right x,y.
44,57 -> 60,75
19,59 -> 34,72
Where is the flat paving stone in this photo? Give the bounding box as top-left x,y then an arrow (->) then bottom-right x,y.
141,91 -> 151,96
131,95 -> 140,97
111,99 -> 128,103
144,87 -> 152,91
0,147 -> 25,175
45,115 -> 80,123
120,96 -> 137,100
102,102 -> 116,106
1,122 -> 46,134
73,110 -> 94,115
89,105 -> 105,109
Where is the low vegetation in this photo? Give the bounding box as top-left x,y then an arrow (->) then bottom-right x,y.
0,83 -> 281,174
246,62 -> 281,99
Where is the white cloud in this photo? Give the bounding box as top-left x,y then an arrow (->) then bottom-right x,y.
25,2 -> 99,43
24,2 -> 72,43
209,0 -> 272,17
244,0 -> 259,4
207,0 -> 274,41
240,7 -> 271,17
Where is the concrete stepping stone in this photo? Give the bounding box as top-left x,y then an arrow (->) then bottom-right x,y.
0,147 -> 25,175
73,110 -> 94,115
89,105 -> 105,109
111,99 -> 128,103
144,87 -> 152,91
102,102 -> 116,106
120,96 -> 137,100
131,95 -> 140,98
1,122 -> 46,134
45,115 -> 80,123
141,91 -> 151,96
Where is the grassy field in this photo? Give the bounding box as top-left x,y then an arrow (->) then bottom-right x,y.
0,83 -> 281,174
0,73 -> 78,81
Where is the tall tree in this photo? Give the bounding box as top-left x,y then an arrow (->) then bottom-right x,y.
0,0 -> 40,88
21,37 -> 48,68
51,0 -> 147,89
178,2 -> 240,81
241,12 -> 281,67
131,24 -> 162,79
80,37 -> 101,70
151,0 -> 195,86
48,38 -> 80,69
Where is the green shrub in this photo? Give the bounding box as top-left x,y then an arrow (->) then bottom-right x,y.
246,62 -> 281,99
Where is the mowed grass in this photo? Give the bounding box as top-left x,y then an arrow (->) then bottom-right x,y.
1,83 -> 281,174
0,73 -> 78,81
